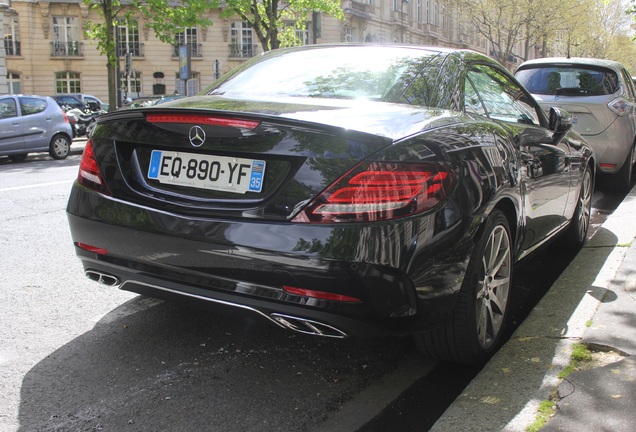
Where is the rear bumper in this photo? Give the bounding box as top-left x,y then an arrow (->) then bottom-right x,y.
580,118 -> 634,174
66,185 -> 474,337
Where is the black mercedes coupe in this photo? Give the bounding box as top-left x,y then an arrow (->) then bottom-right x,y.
66,45 -> 594,364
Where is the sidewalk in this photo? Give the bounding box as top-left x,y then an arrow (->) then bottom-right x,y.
431,185 -> 636,432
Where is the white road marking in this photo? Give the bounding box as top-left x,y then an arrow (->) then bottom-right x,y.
0,180 -> 73,193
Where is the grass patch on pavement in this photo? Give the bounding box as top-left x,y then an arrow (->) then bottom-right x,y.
526,399 -> 556,432
558,343 -> 592,379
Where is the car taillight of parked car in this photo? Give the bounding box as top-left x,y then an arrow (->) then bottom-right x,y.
292,162 -> 455,223
608,98 -> 631,116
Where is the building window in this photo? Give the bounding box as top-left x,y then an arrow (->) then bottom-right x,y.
4,16 -> 21,56
175,72 -> 200,96
6,72 -> 21,94
285,23 -> 310,46
55,71 -> 81,93
417,0 -> 422,23
174,27 -> 201,57
52,16 -> 81,56
442,4 -> 447,31
117,19 -> 142,57
343,26 -> 353,43
434,1 -> 439,26
426,0 -> 430,24
230,22 -> 254,58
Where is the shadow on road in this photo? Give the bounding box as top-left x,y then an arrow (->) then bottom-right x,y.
430,226 -> 619,431
18,298 -> 414,431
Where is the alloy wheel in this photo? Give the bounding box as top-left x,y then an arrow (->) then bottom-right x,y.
475,224 -> 512,349
576,170 -> 593,242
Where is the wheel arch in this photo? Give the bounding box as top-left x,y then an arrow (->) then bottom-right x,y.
493,198 -> 518,247
471,197 -> 519,256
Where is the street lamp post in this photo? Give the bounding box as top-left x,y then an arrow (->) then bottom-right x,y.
401,0 -> 409,43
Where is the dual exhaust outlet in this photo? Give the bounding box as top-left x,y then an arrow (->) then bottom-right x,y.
84,270 -> 348,338
85,269 -> 121,287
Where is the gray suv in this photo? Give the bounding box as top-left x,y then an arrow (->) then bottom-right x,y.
0,95 -> 74,161
516,58 -> 636,192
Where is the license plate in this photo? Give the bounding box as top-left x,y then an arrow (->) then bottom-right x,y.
148,150 -> 265,194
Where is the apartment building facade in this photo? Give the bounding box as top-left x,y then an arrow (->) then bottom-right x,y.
1,0 -> 10,92
3,0 -> 503,108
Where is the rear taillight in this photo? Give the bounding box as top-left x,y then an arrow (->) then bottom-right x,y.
75,242 -> 109,255
293,162 -> 454,223
146,113 -> 260,129
608,98 -> 630,116
282,286 -> 361,303
78,139 -> 112,195
62,111 -> 70,124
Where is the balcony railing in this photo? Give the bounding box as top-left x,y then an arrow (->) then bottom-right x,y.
50,41 -> 83,57
4,39 -> 21,56
172,43 -> 203,58
116,43 -> 145,57
229,44 -> 257,59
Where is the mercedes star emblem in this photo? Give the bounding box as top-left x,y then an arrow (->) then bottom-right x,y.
189,126 -> 206,147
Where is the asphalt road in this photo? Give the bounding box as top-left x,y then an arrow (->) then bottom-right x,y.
0,143 -> 624,432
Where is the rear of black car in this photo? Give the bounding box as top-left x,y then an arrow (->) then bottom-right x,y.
66,96 -> 479,338
67,45 -> 509,342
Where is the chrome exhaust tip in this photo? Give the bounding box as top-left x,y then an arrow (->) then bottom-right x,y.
85,270 -> 121,287
270,313 -> 347,338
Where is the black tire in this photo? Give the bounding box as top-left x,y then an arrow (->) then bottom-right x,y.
9,154 -> 28,162
414,209 -> 513,364
562,166 -> 593,251
49,134 -> 71,160
610,144 -> 634,193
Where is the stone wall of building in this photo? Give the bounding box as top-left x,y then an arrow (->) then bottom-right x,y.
5,1 -> 506,105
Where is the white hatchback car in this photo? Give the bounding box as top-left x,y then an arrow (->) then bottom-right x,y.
0,95 -> 74,161
516,58 -> 636,192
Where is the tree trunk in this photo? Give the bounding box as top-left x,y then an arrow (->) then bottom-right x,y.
104,0 -> 118,111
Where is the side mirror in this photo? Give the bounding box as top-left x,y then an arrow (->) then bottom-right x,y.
549,106 -> 573,143
549,106 -> 573,134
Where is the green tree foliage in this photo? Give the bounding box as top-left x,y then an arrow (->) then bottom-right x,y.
451,0 -> 542,67
83,0 -> 216,110
221,0 -> 345,51
455,0 -> 635,68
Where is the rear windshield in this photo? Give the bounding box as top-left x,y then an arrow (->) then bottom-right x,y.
204,46 -> 459,109
516,65 -> 620,96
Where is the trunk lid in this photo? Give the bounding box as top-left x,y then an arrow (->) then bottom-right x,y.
90,96 -> 451,221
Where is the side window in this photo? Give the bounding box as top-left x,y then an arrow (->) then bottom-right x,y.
620,69 -> 636,99
0,98 -> 19,119
464,79 -> 487,116
57,96 -> 82,109
85,96 -> 99,107
84,97 -> 101,111
19,97 -> 48,116
467,64 -> 541,126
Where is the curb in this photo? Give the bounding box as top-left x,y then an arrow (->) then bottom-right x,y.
430,186 -> 636,432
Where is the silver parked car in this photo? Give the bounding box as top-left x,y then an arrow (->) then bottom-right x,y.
0,94 -> 74,161
516,58 -> 636,192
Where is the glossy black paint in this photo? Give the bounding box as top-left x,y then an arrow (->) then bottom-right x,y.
67,45 -> 594,342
